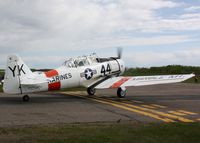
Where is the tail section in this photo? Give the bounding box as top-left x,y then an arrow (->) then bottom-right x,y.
3,55 -> 33,94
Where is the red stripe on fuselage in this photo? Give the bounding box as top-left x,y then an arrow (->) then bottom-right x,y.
45,70 -> 59,77
44,69 -> 61,91
110,77 -> 130,88
48,82 -> 61,91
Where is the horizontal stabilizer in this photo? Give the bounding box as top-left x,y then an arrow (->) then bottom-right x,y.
20,75 -> 49,86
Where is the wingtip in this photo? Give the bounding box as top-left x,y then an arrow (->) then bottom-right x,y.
189,73 -> 196,79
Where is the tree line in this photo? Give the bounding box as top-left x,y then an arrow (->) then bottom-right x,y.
123,65 -> 200,76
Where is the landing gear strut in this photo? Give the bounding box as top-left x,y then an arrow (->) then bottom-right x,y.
117,87 -> 127,98
87,88 -> 96,96
22,95 -> 30,102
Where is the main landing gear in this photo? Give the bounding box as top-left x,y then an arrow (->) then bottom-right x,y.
87,87 -> 127,98
22,95 -> 30,102
117,87 -> 127,98
87,87 -> 96,96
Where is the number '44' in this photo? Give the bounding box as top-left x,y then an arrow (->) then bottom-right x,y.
101,64 -> 111,75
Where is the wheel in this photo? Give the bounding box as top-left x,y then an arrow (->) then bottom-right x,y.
87,88 -> 96,96
117,87 -> 126,98
23,95 -> 30,102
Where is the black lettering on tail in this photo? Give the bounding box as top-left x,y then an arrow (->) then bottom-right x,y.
18,64 -> 26,76
8,66 -> 16,77
8,64 -> 26,77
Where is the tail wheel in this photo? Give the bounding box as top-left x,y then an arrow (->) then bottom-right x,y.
117,87 -> 126,98
23,95 -> 30,102
87,88 -> 96,96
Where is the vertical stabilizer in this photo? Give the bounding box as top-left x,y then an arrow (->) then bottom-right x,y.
3,55 -> 33,94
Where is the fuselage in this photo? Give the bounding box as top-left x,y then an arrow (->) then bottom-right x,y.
20,57 -> 125,94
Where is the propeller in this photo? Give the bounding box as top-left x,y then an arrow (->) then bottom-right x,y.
117,47 -> 122,59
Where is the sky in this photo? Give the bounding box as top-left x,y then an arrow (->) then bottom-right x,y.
0,0 -> 200,68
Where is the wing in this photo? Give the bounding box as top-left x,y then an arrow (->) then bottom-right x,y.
95,74 -> 195,89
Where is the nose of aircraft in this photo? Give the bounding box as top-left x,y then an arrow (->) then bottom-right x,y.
117,59 -> 125,75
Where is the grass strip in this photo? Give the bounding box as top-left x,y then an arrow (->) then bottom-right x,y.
0,122 -> 199,143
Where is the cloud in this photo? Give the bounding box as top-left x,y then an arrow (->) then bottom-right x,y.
125,48 -> 200,67
0,0 -> 199,68
185,6 -> 200,12
76,35 -> 193,50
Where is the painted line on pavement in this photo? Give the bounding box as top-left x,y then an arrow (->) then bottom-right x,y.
62,92 -> 174,123
178,110 -> 198,115
168,111 -> 187,116
151,104 -> 167,109
141,105 -> 157,109
62,92 -> 194,123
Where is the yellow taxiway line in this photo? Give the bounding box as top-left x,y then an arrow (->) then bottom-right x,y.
168,111 -> 187,116
150,104 -> 167,109
62,92 -> 195,123
91,98 -> 174,123
130,100 -> 144,104
113,99 -> 194,122
63,92 -> 174,122
178,110 -> 198,115
141,105 -> 157,109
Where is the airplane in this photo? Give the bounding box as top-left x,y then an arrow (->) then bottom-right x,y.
3,52 -> 195,101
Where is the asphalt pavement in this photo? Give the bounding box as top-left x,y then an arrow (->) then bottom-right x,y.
0,83 -> 200,127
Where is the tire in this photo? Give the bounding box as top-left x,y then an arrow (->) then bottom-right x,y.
23,95 -> 30,102
117,87 -> 126,98
87,88 -> 96,96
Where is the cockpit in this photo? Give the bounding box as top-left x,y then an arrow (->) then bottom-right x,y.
63,53 -> 98,68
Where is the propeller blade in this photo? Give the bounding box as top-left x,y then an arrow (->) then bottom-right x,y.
117,48 -> 122,59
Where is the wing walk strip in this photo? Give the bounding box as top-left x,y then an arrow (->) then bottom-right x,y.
62,92 -> 194,123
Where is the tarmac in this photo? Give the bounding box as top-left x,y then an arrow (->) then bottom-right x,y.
0,83 -> 200,127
